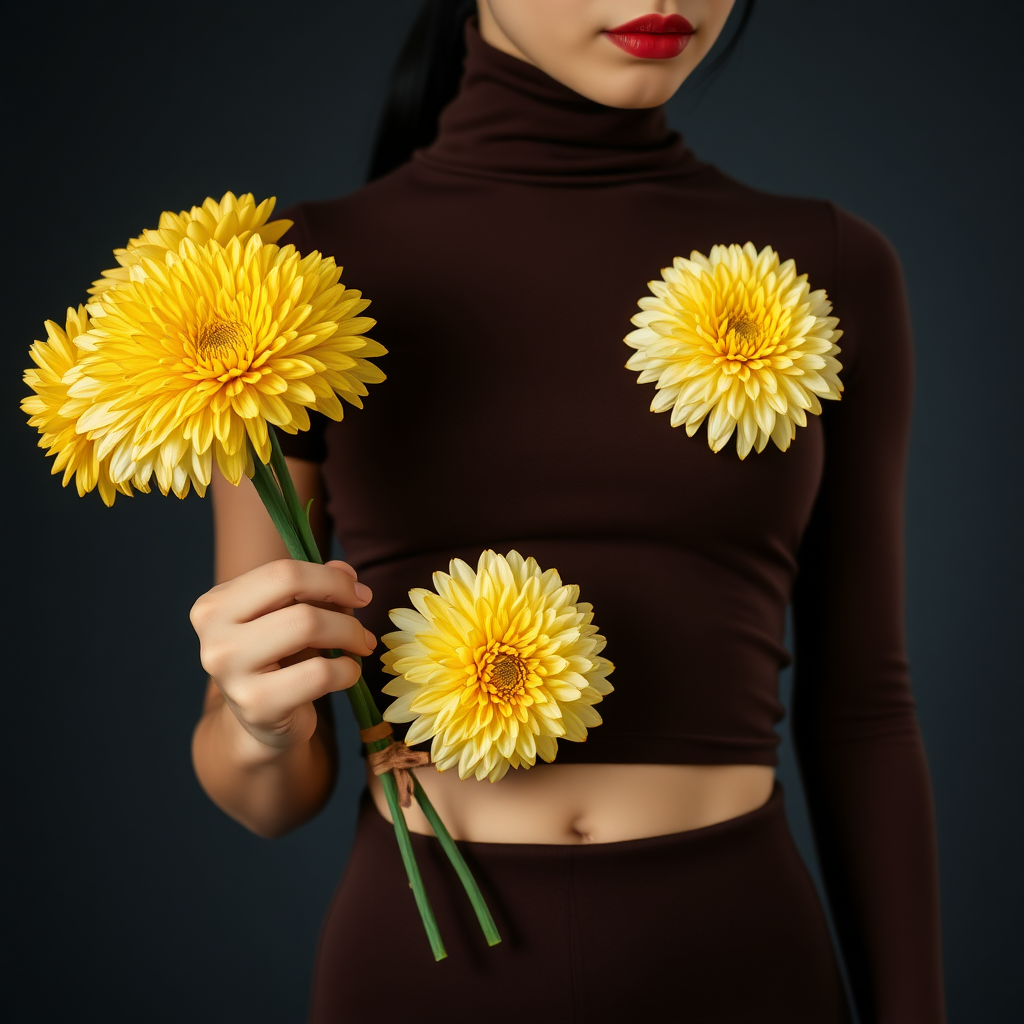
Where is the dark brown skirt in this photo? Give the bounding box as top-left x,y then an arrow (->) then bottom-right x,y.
308,782 -> 851,1023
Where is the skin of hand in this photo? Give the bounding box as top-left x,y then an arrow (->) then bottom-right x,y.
477,0 -> 738,109
190,558 -> 377,753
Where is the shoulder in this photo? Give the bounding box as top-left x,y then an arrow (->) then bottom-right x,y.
678,167 -> 848,298
713,170 -> 910,374
703,168 -> 912,387
823,204 -> 912,390
278,166 -> 421,257
826,202 -> 906,301
691,164 -> 836,237
812,204 -> 911,396
831,212 -> 911,375
697,165 -> 903,272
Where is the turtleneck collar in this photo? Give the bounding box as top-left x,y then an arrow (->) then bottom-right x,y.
415,17 -> 702,185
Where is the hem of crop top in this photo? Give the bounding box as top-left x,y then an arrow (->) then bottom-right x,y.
358,733 -> 780,768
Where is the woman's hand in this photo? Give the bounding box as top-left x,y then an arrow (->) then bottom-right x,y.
190,558 -> 375,753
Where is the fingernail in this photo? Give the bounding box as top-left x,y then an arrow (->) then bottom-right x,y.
354,582 -> 372,603
364,629 -> 377,650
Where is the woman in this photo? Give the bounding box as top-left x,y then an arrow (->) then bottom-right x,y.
190,2 -> 945,1020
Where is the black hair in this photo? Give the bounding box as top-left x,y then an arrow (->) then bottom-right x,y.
367,0 -> 758,182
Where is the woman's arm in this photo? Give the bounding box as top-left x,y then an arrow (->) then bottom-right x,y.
790,208 -> 945,1023
190,457 -> 365,839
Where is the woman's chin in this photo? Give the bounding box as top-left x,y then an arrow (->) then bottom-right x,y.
550,64 -> 690,109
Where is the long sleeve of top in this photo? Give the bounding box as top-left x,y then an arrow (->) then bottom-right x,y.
791,208 -> 945,1023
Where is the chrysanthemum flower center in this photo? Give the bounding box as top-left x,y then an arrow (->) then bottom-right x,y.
482,647 -> 530,703
729,316 -> 759,345
722,314 -> 770,359
196,319 -> 252,359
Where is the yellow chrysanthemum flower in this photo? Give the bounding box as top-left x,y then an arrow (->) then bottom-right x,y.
90,191 -> 292,295
625,242 -> 843,458
21,305 -> 143,506
66,232 -> 385,497
381,550 -> 614,783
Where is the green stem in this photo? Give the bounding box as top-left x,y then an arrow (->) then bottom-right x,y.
252,434 -> 500,957
380,767 -> 447,961
344,669 -> 384,730
248,447 -> 305,559
342,675 -> 448,956
267,425 -> 321,564
412,776 -> 501,947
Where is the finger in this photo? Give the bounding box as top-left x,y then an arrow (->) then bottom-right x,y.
222,559 -> 372,624
214,604 -> 377,676
325,559 -> 357,579
236,654 -> 363,728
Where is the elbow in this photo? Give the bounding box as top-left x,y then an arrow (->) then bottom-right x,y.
247,819 -> 302,841
209,786 -> 333,840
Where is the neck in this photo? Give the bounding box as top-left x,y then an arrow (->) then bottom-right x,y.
415,17 -> 700,185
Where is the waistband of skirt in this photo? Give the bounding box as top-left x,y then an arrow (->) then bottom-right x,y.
359,779 -> 787,860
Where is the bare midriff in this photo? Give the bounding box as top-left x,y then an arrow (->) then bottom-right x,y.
367,762 -> 775,845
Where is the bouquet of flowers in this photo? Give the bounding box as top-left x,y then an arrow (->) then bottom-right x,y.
21,192 -> 502,960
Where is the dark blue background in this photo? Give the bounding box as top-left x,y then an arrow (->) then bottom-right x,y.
6,2 -> 1021,1020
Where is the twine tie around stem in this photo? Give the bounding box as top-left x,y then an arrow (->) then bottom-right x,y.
360,722 -> 431,808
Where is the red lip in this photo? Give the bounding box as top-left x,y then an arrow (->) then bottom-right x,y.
603,12 -> 694,60
606,13 -> 694,34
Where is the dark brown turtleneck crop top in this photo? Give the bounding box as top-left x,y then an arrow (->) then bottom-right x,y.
277,19 -> 944,1020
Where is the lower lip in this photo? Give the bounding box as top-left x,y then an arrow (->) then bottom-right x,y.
603,31 -> 692,60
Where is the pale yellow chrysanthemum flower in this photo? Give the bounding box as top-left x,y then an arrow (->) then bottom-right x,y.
89,191 -> 292,296
65,232 -> 385,498
21,305 -> 143,506
625,242 -> 843,458
381,550 -> 614,783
